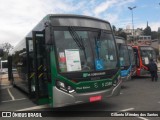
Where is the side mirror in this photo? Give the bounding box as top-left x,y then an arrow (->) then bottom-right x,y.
0,49 -> 4,57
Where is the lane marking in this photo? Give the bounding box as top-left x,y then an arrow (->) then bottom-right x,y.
120,92 -> 123,94
16,104 -> 50,111
0,84 -> 11,85
0,86 -> 12,89
120,108 -> 134,111
7,88 -> 15,100
138,117 -> 149,120
119,108 -> 149,120
2,98 -> 27,103
112,108 -> 135,115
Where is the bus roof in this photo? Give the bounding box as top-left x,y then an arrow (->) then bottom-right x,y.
47,14 -> 110,24
132,45 -> 154,50
115,36 -> 126,44
132,45 -> 151,47
12,14 -> 112,53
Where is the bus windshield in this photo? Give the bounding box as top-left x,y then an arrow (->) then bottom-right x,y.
54,28 -> 118,73
140,46 -> 156,65
118,44 -> 130,67
128,46 -> 136,66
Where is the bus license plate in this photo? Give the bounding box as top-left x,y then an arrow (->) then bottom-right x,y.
90,95 -> 102,102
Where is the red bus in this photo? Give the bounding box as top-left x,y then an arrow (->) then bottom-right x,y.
132,45 -> 157,76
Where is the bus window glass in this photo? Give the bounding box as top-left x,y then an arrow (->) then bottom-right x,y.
140,46 -> 156,65
54,30 -> 118,72
54,30 -> 94,72
128,46 -> 136,65
118,45 -> 130,67
90,32 -> 117,70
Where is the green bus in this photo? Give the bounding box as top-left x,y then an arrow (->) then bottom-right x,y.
8,14 -> 122,107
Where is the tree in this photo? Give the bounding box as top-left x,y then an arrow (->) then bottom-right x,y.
1,42 -> 13,60
118,32 -> 127,40
151,31 -> 158,40
0,48 -> 3,57
117,28 -> 123,33
158,27 -> 160,43
2,43 -> 13,54
143,22 -> 151,36
112,25 -> 117,35
144,26 -> 151,36
116,28 -> 127,40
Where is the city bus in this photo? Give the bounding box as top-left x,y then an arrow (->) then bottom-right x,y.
132,45 -> 157,76
115,36 -> 131,80
8,14 -> 122,107
127,45 -> 136,76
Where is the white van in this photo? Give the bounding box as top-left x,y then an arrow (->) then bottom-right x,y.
0,60 -> 8,74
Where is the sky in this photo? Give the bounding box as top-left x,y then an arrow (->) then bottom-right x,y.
0,0 -> 160,47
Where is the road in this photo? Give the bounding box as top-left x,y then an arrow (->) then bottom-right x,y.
0,73 -> 160,120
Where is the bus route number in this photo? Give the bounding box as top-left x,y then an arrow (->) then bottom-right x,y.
102,82 -> 112,87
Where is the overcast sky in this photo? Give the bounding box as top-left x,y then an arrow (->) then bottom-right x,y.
0,0 -> 160,47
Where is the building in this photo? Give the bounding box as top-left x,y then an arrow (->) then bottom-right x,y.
124,24 -> 144,44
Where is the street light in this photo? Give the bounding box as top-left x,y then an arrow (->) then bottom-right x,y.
128,6 -> 136,42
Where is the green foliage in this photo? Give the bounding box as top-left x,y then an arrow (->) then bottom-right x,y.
151,31 -> 158,39
0,42 -> 14,60
116,28 -> 127,40
143,26 -> 151,36
2,43 -> 13,53
118,32 -> 127,40
1,51 -> 8,60
112,25 -> 117,35
0,49 -> 3,57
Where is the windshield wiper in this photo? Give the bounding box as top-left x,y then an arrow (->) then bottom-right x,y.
68,26 -> 87,60
95,38 -> 100,59
95,30 -> 103,59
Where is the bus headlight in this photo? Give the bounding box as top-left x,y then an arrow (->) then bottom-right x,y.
57,81 -> 65,88
56,80 -> 75,93
67,86 -> 75,93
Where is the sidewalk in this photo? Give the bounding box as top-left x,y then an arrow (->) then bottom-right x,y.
0,73 -> 10,85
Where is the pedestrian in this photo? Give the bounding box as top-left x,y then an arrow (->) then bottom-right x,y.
148,58 -> 158,81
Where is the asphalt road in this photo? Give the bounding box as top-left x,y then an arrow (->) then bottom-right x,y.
0,73 -> 160,120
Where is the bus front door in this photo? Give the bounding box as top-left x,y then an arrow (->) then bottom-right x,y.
26,37 -> 36,98
26,31 -> 49,104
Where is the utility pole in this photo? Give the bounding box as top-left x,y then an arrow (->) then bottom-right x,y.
128,6 -> 136,43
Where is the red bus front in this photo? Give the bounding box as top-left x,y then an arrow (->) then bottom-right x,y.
132,45 -> 156,76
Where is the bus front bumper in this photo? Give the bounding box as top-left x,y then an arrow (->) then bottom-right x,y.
52,80 -> 122,108
131,70 -> 136,76
121,73 -> 132,81
139,68 -> 150,76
